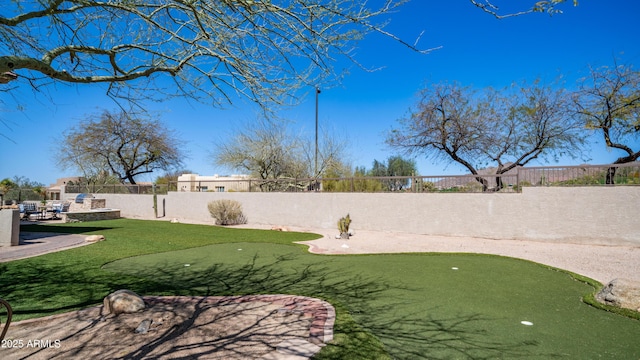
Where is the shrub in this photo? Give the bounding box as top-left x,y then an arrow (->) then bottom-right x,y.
207,199 -> 248,225
512,180 -> 532,192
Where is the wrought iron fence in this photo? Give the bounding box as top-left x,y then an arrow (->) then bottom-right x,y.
55,163 -> 640,195
517,164 -> 640,186
64,183 -> 174,195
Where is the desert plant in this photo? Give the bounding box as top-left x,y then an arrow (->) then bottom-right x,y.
338,214 -> 352,239
0,178 -> 16,204
207,199 -> 248,225
414,179 -> 437,192
512,180 -> 532,192
32,186 -> 48,204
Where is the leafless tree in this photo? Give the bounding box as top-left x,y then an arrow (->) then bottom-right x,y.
387,82 -> 586,191
213,118 -> 306,181
213,118 -> 349,190
57,110 -> 185,184
300,125 -> 350,178
572,61 -> 640,183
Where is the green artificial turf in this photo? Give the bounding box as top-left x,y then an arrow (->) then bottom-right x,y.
2,219 -> 639,359
3,219 -> 320,319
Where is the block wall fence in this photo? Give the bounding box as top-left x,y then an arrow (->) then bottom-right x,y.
62,187 -> 640,246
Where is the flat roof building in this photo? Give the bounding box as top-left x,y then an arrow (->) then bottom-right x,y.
176,174 -> 250,192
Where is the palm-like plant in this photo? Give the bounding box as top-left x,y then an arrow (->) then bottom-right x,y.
0,178 -> 16,205
32,186 -> 47,204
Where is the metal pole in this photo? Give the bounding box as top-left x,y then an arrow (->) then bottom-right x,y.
315,87 -> 321,178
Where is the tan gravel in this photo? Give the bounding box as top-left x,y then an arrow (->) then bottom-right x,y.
292,227 -> 640,285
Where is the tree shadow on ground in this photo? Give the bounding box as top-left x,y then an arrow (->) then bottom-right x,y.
353,309 -> 548,360
1,248 -> 566,359
20,224 -> 116,235
0,260 -> 141,319
104,253 -> 559,359
7,295 -> 329,360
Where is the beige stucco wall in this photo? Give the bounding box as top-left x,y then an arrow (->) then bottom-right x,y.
70,187 -> 639,246
64,193 -> 168,220
0,209 -> 20,247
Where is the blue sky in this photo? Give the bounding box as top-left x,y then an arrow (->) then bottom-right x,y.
1,0 -> 639,186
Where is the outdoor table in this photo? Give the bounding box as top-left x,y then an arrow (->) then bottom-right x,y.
36,205 -> 54,220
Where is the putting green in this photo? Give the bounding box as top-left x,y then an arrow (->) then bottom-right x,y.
104,242 -> 640,359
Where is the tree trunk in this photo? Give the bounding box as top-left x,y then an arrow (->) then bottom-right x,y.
474,176 -> 489,192
606,167 -> 616,185
494,176 -> 504,192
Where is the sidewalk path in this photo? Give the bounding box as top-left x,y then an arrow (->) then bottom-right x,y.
0,232 -> 89,262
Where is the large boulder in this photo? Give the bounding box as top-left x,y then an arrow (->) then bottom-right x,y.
85,234 -> 105,243
103,289 -> 145,316
596,278 -> 640,312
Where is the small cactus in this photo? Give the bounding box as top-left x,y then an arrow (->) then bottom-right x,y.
338,214 -> 351,239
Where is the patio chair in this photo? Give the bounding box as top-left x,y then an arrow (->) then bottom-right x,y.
21,202 -> 39,220
0,298 -> 12,341
51,202 -> 70,220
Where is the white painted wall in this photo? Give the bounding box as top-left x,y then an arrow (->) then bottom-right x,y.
68,187 -> 640,246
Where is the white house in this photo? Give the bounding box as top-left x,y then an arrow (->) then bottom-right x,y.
176,173 -> 251,192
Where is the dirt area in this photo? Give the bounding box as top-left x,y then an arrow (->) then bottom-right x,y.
3,295 -> 334,360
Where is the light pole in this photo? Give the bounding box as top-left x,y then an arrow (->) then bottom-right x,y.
314,87 -> 321,179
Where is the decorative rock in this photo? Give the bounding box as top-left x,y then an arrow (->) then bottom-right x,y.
170,218 -> 180,223
596,278 -> 640,311
271,225 -> 290,232
103,289 -> 146,316
85,234 -> 105,243
135,319 -> 153,334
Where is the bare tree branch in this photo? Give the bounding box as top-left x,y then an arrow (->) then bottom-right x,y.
1,0 -> 441,110
469,0 -> 577,19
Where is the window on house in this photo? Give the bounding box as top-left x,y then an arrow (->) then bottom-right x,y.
215,186 -> 225,192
